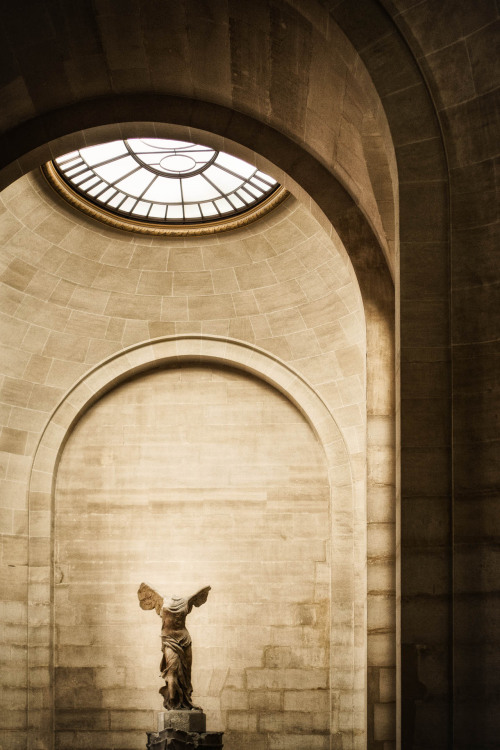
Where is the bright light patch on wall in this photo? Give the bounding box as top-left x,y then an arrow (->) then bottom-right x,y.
53,138 -> 279,225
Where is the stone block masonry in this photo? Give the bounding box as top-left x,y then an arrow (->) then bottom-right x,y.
54,364 -> 331,749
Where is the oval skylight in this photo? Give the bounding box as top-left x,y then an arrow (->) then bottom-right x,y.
53,138 -> 280,225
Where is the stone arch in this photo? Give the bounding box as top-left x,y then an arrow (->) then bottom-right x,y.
27,335 -> 365,748
0,2 -> 419,746
8,73 -> 397,750
1,101 -> 394,312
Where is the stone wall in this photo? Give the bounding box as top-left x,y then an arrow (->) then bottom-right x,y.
54,364 -> 330,750
0,170 -> 395,749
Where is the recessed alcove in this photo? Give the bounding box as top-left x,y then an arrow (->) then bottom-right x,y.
54,363 -> 331,748
0,3 -> 404,748
3,125 -> 395,748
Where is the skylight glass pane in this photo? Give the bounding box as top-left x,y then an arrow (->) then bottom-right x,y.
53,137 -> 280,226
81,140 -> 128,167
167,205 -> 183,220
94,155 -> 137,184
149,204 -> 167,219
215,198 -> 233,213
143,176 -> 182,203
215,152 -> 255,178
97,187 -> 116,203
58,156 -> 81,170
245,183 -> 264,198
120,197 -> 136,213
79,176 -> 101,191
252,176 -> 272,191
127,139 -> 216,175
115,168 -> 154,198
237,188 -> 253,204
131,201 -> 150,216
66,164 -> 87,178
200,202 -> 218,217
184,204 -> 201,219
88,181 -> 108,197
227,193 -> 244,209
72,169 -> 94,185
181,175 -> 220,202
204,165 -> 243,193
108,192 -> 126,208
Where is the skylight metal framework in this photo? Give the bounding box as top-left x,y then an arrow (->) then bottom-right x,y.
53,139 -> 280,225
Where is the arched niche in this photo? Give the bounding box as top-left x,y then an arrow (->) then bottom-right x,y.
54,362 -> 331,747
5,109 -> 395,750
0,6 -> 401,747
0,0 -> 458,746
9,109 -> 395,750
27,336 -> 366,749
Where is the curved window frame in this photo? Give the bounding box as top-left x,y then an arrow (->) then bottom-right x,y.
45,139 -> 287,235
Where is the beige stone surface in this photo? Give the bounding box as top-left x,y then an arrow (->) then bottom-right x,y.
14,331 -> 359,750
54,365 -> 330,747
0,176 -> 377,749
18,0 -> 500,747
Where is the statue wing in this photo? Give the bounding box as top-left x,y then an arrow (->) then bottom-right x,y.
187,586 -> 211,612
137,582 -> 164,615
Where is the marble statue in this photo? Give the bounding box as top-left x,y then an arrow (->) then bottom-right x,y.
138,582 -> 211,710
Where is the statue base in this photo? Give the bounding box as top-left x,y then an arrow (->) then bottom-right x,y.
147,727 -> 223,749
157,710 -> 206,733
148,711 -> 222,749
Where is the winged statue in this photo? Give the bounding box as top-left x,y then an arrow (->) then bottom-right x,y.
138,582 -> 211,710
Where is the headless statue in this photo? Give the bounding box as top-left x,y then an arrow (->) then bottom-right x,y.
138,582 -> 211,710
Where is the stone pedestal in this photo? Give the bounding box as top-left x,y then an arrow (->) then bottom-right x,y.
157,710 -> 206,733
147,710 -> 223,749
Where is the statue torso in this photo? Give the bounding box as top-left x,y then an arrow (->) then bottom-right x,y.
161,597 -> 189,643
